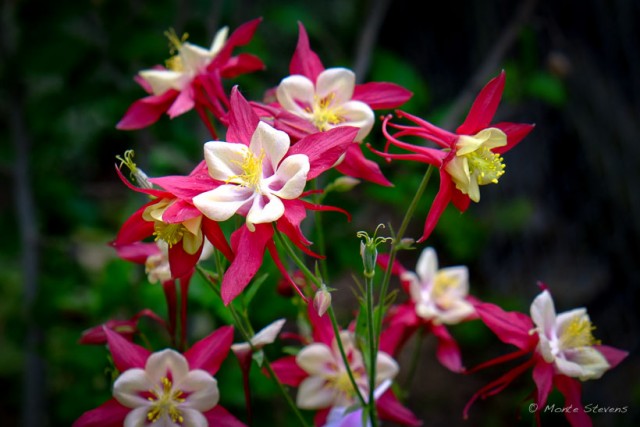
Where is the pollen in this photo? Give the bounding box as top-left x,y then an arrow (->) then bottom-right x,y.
227,148 -> 265,191
153,222 -> 185,248
559,317 -> 600,350
465,146 -> 506,185
311,93 -> 344,131
163,28 -> 189,71
147,376 -> 186,423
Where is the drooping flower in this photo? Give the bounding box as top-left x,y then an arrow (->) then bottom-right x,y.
78,309 -> 166,345
378,71 -> 534,241
191,86 -> 358,304
270,304 -> 421,426
117,19 -> 264,132
74,326 -> 245,427
466,286 -> 628,427
253,23 -> 412,186
378,247 -> 476,372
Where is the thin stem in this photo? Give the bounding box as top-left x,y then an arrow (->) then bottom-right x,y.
402,328 -> 425,390
365,274 -> 379,427
273,229 -> 368,408
196,264 -> 310,427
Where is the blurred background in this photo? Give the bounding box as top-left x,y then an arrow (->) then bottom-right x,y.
1,0 -> 638,425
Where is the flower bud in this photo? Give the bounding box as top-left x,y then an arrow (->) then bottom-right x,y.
313,288 -> 332,317
329,176 -> 360,193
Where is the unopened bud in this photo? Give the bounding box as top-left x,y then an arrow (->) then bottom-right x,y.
397,237 -> 415,250
329,176 -> 360,193
357,224 -> 392,279
313,288 -> 332,317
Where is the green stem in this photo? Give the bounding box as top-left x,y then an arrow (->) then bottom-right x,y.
273,229 -> 367,408
402,327 -> 425,390
365,274 -> 379,427
196,264 -> 310,427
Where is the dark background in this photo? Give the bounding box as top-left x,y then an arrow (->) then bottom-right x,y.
2,0 -> 638,426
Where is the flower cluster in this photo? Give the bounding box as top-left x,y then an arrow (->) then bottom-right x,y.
75,18 -> 626,427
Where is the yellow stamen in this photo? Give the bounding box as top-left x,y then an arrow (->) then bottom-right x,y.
153,222 -> 185,248
466,146 -> 506,185
311,93 -> 344,131
163,28 -> 189,71
560,317 -> 600,349
226,149 -> 265,191
147,377 -> 186,423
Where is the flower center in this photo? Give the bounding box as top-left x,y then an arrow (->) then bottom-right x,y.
329,367 -> 362,398
559,317 -> 600,350
164,28 -> 189,71
310,93 -> 344,131
465,146 -> 506,185
153,222 -> 186,248
227,148 -> 265,191
147,377 -> 186,424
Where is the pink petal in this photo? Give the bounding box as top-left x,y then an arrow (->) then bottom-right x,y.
377,389 -> 422,426
73,398 -> 130,427
168,242 -> 203,279
226,86 -> 260,146
379,313 -> 419,355
553,375 -> 592,427
431,323 -> 464,373
221,224 -> 272,305
456,71 -> 505,136
163,280 -> 178,338
201,218 -> 234,261
204,405 -> 247,427
112,203 -> 156,246
376,254 -> 407,277
161,199 -> 202,223
493,122 -> 535,154
269,355 -> 309,387
289,127 -> 358,180
289,22 -> 324,81
167,85 -> 195,118
211,17 -> 262,68
450,186 -> 471,212
474,302 -> 536,350
104,328 -> 150,372
149,173 -> 219,202
417,170 -> 453,243
112,242 -> 159,265
353,82 -> 413,110
313,408 -> 331,427
113,164 -> 168,198
308,299 -> 335,347
532,357 -> 554,408
221,53 -> 265,78
335,143 -> 392,186
594,345 -> 628,369
116,90 -> 178,130
184,325 -> 234,375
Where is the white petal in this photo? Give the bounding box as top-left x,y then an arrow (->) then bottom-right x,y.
180,43 -> 212,73
537,334 -> 555,363
296,376 -> 337,409
437,299 -> 475,324
437,266 -> 470,298
210,27 -> 229,56
193,185 -> 254,222
139,69 -> 184,95
416,247 -> 438,285
146,349 -> 190,383
407,274 -> 424,304
250,122 -> 291,175
180,408 -> 209,427
530,290 -> 557,338
123,406 -> 151,427
555,308 -> 588,336
246,194 -> 285,228
113,368 -> 152,408
178,370 -> 219,411
445,156 -> 472,195
563,348 -> 610,380
375,352 -> 399,384
203,141 -> 248,182
251,318 -> 286,348
296,343 -> 335,376
276,75 -> 316,117
554,355 -> 588,379
332,100 -> 374,141
316,68 -> 356,105
270,154 -> 310,199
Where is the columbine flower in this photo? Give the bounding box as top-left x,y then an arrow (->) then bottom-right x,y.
377,247 -> 476,373
190,87 -> 358,304
74,326 -> 245,427
117,19 -> 264,131
270,304 -> 420,426
193,121 -> 310,232
254,23 -> 412,186
378,71 -> 534,241
531,290 -> 610,381
466,286 -> 628,427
